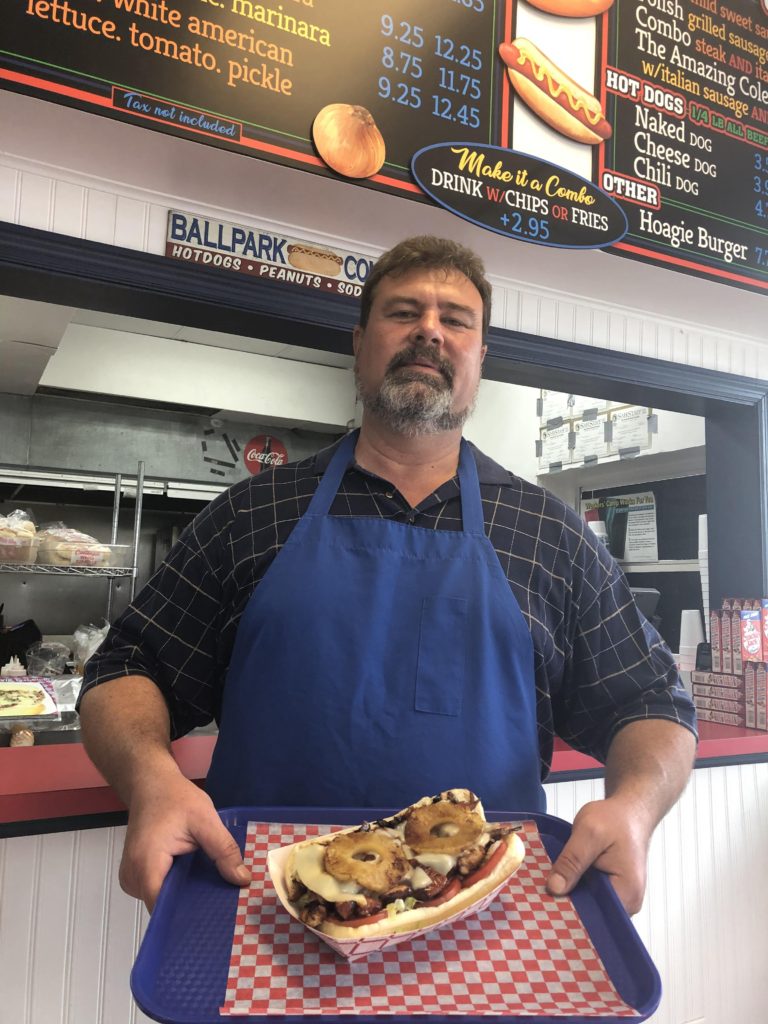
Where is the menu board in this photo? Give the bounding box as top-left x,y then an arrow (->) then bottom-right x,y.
1,0 -> 511,199
601,0 -> 768,291
2,0 -> 766,292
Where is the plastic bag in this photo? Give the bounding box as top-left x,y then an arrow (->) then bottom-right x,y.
0,509 -> 38,563
72,621 -> 110,675
25,640 -> 71,677
36,523 -> 111,567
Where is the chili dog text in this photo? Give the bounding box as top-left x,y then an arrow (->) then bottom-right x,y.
499,38 -> 612,145
281,789 -> 525,940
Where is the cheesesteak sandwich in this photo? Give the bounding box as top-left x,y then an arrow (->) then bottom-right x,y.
281,789 -> 525,940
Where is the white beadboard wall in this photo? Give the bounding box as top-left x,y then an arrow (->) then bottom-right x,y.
1,764 -> 765,1024
1,150 -> 767,382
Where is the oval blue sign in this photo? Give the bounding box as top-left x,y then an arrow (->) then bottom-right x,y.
411,142 -> 627,250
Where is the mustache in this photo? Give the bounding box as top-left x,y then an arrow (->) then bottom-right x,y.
385,344 -> 454,386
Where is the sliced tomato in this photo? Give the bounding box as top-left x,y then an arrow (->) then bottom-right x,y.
330,876 -> 464,926
420,876 -> 462,907
461,839 -> 507,888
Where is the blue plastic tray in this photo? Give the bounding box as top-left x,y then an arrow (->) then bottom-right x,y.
131,807 -> 661,1023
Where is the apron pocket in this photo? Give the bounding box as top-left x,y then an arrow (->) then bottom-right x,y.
414,596 -> 467,716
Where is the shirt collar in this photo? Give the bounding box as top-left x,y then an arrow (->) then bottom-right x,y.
313,433 -> 511,486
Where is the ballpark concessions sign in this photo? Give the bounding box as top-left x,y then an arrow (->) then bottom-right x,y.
166,210 -> 374,296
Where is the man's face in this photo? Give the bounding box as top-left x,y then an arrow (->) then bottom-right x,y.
353,268 -> 487,436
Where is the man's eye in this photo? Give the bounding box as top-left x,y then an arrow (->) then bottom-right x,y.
390,310 -> 415,318
444,318 -> 468,328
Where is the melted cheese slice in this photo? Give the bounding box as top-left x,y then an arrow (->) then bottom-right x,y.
412,852 -> 456,876
294,844 -> 367,905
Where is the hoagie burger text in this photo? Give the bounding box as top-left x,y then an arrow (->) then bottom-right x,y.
500,39 -> 612,145
282,789 -> 525,940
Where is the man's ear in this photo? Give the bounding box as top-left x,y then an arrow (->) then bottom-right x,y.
352,324 -> 364,356
480,344 -> 488,363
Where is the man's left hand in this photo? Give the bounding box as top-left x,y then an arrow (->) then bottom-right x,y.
545,718 -> 696,914
545,796 -> 651,915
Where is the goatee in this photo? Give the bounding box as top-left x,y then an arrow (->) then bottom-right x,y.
355,343 -> 479,438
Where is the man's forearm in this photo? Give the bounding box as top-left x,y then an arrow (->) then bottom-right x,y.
79,675 -> 181,806
604,718 -> 697,826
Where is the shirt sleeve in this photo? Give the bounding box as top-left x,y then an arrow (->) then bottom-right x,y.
553,531 -> 698,764
78,491 -> 236,739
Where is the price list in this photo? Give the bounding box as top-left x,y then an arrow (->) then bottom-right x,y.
368,5 -> 500,172
600,0 -> 768,292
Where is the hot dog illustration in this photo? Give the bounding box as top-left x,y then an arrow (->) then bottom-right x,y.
499,39 -> 612,145
524,0 -> 614,17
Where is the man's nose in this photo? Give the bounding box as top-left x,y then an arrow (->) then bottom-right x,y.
411,311 -> 444,345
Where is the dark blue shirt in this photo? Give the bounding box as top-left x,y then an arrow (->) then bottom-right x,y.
81,437 -> 697,778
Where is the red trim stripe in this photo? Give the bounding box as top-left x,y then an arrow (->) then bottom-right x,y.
614,241 -> 768,290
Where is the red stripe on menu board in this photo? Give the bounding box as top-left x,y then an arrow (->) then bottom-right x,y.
499,0 -> 514,149
0,68 -> 111,107
615,241 -> 768,291
600,13 -> 610,116
0,68 -> 418,194
241,132 -> 422,190
597,15 -> 609,186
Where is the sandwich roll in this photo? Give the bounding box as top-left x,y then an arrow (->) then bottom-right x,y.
287,244 -> 343,277
525,0 -> 615,17
499,39 -> 612,145
279,789 -> 525,941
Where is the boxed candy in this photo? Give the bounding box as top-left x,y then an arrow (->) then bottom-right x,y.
740,609 -> 763,664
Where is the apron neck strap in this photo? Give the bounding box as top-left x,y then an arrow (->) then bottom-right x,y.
307,430 -> 485,535
306,430 -> 359,516
457,438 -> 485,535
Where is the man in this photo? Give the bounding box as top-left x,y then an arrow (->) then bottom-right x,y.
79,236 -> 697,915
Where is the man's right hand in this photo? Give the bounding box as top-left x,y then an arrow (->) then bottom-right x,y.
78,676 -> 252,911
119,764 -> 251,912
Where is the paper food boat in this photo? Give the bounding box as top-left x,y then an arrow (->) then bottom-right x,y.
0,677 -> 59,720
267,830 -> 524,962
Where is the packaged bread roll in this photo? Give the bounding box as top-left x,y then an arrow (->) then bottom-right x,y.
0,510 -> 38,563
36,525 -> 111,567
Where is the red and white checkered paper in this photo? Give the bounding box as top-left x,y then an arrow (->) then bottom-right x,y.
220,821 -> 638,1017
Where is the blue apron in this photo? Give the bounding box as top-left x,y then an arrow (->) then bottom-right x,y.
206,431 -> 545,813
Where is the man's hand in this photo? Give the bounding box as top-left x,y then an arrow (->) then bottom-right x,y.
120,764 -> 251,912
545,719 -> 696,914
546,796 -> 650,914
79,676 -> 251,911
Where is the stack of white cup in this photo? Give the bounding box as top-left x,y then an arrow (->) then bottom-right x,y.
679,609 -> 705,671
698,514 -> 709,640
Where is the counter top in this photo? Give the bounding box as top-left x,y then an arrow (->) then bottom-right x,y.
2,724 -> 766,830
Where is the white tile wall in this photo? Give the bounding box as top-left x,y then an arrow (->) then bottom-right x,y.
1,765 -> 765,1023
548,763 -> 768,1024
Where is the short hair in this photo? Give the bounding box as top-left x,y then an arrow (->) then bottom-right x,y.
359,236 -> 492,337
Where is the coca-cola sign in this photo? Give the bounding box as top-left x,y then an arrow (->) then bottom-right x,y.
243,435 -> 288,476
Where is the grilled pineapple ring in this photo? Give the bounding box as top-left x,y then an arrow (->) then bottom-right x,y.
404,800 -> 485,855
323,830 -> 409,894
